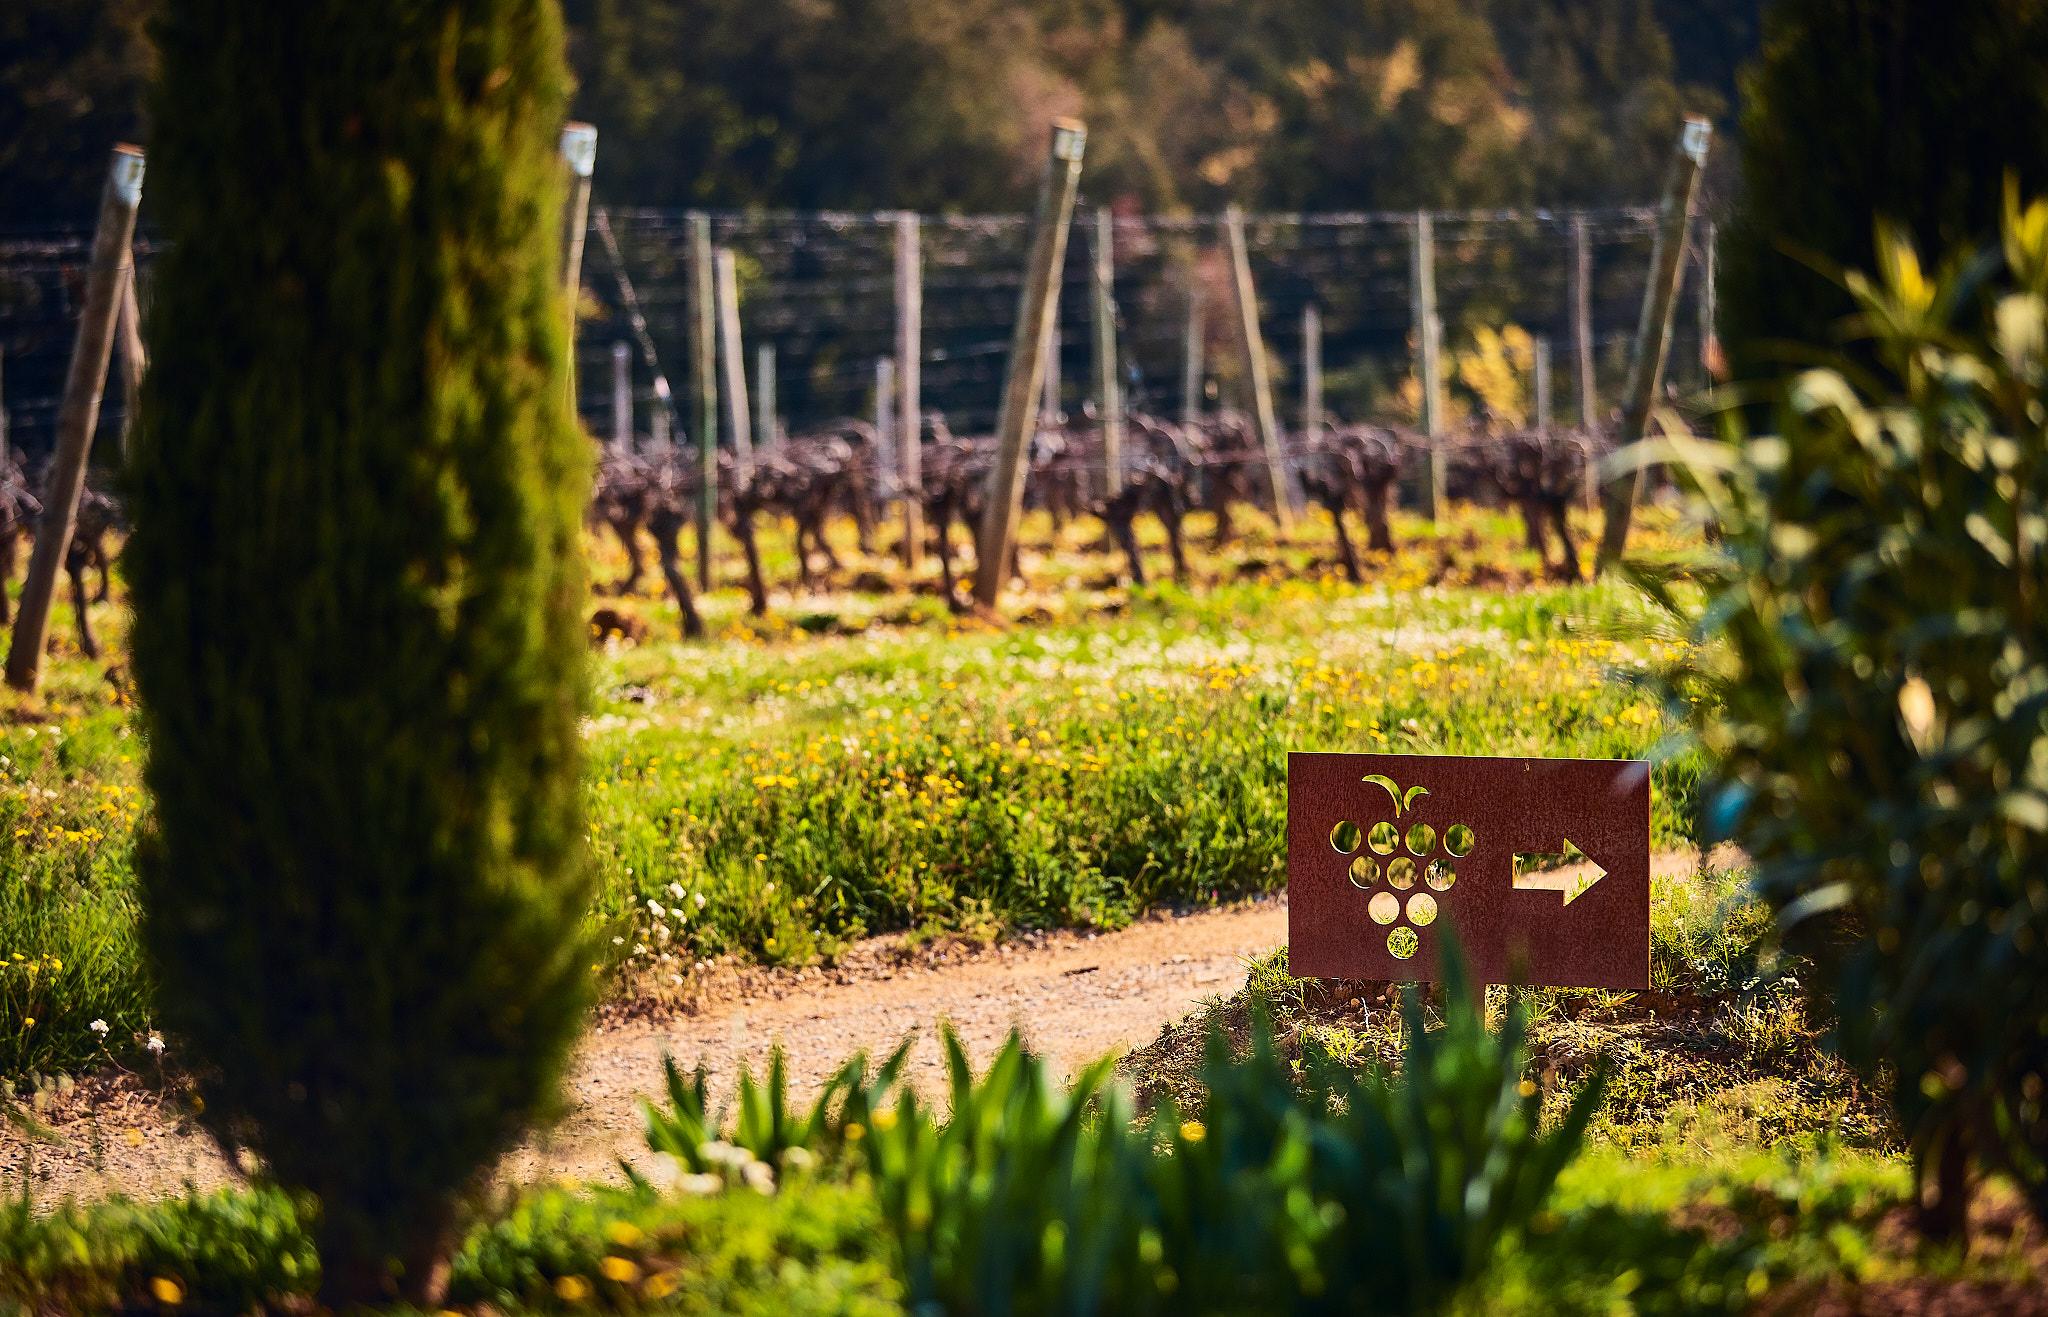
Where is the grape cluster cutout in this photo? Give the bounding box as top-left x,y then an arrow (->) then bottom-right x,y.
1328,774 -> 1475,960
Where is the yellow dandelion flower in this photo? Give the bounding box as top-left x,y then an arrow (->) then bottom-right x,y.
599,1255 -> 641,1283
554,1274 -> 592,1303
1179,1120 -> 1206,1144
149,1276 -> 184,1306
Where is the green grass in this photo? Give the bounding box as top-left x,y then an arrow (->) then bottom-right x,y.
1,503 -> 1704,1080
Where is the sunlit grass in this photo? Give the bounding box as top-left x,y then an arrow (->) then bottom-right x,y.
0,501 -> 1704,1078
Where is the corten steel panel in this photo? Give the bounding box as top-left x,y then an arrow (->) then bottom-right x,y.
1288,752 -> 1650,989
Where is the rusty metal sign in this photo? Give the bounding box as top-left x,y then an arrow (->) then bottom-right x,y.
1288,752 -> 1650,989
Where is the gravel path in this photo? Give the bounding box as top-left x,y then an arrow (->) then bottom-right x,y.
2,897 -> 1290,1206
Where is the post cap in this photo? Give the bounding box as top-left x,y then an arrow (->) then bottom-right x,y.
109,146 -> 146,206
1679,116 -> 1712,163
560,122 -> 598,178
1050,119 -> 1088,161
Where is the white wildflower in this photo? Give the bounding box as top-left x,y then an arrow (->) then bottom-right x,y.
145,1033 -> 165,1055
89,1019 -> 109,1035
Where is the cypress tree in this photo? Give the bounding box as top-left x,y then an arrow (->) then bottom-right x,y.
126,0 -> 590,1302
1720,0 -> 2048,376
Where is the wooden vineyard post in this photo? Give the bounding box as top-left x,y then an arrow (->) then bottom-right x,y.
114,262 -> 146,455
557,123 -> 597,405
1409,211 -> 1445,523
610,341 -> 632,452
714,246 -> 752,478
1698,219 -> 1719,379
1091,207 -> 1123,495
1181,276 -> 1204,424
1224,206 -> 1294,534
1533,336 -> 1553,431
1041,326 -> 1062,424
7,145 -> 144,693
874,358 -> 896,483
1596,116 -> 1712,574
688,213 -> 717,590
894,212 -> 924,569
1302,302 -> 1323,434
973,119 -> 1087,611
755,344 -> 777,451
1571,213 -> 1597,428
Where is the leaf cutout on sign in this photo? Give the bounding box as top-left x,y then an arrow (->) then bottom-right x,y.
1402,785 -> 1430,814
1362,774 -> 1402,813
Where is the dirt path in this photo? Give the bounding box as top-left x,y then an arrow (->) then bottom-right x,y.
2,898 -> 1291,1205
2,847 -> 1727,1206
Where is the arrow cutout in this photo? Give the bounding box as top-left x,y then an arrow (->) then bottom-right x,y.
1512,839 -> 1607,907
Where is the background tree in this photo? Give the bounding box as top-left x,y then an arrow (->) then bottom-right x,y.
126,0 -> 592,1303
7,0 -> 1755,219
1718,0 -> 2048,377
0,0 -> 154,225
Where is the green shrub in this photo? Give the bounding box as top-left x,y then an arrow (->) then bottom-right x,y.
637,1042 -> 909,1184
1719,0 -> 2048,379
446,1181 -> 898,1314
126,0 -> 591,1301
0,1183 -> 316,1314
1650,190 -> 2048,1233
825,943 -> 1601,1315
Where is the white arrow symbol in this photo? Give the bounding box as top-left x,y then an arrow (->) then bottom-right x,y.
1512,839 -> 1607,906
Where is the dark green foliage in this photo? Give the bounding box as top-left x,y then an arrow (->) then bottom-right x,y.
1652,196 -> 2048,1229
1719,0 -> 2048,377
8,0 -> 1757,215
126,0 -> 591,1299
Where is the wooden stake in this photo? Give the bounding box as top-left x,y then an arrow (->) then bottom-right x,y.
688,213 -> 717,590
1571,213 -> 1597,428
755,343 -> 777,451
1698,219 -> 1718,378
114,263 -> 145,456
874,357 -> 896,481
1181,276 -> 1204,424
7,145 -> 144,693
1596,116 -> 1712,574
1533,336 -> 1552,430
973,119 -> 1087,610
557,123 -> 596,406
610,341 -> 632,452
1409,211 -> 1445,522
714,246 -> 752,478
894,212 -> 924,569
1224,206 -> 1294,532
1301,302 -> 1323,434
1041,326 -> 1062,424
1091,207 -> 1123,495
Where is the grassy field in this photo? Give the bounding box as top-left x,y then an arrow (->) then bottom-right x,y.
1,502 -> 1702,1081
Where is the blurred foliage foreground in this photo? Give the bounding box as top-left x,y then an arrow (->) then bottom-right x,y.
10,946 -> 2039,1315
